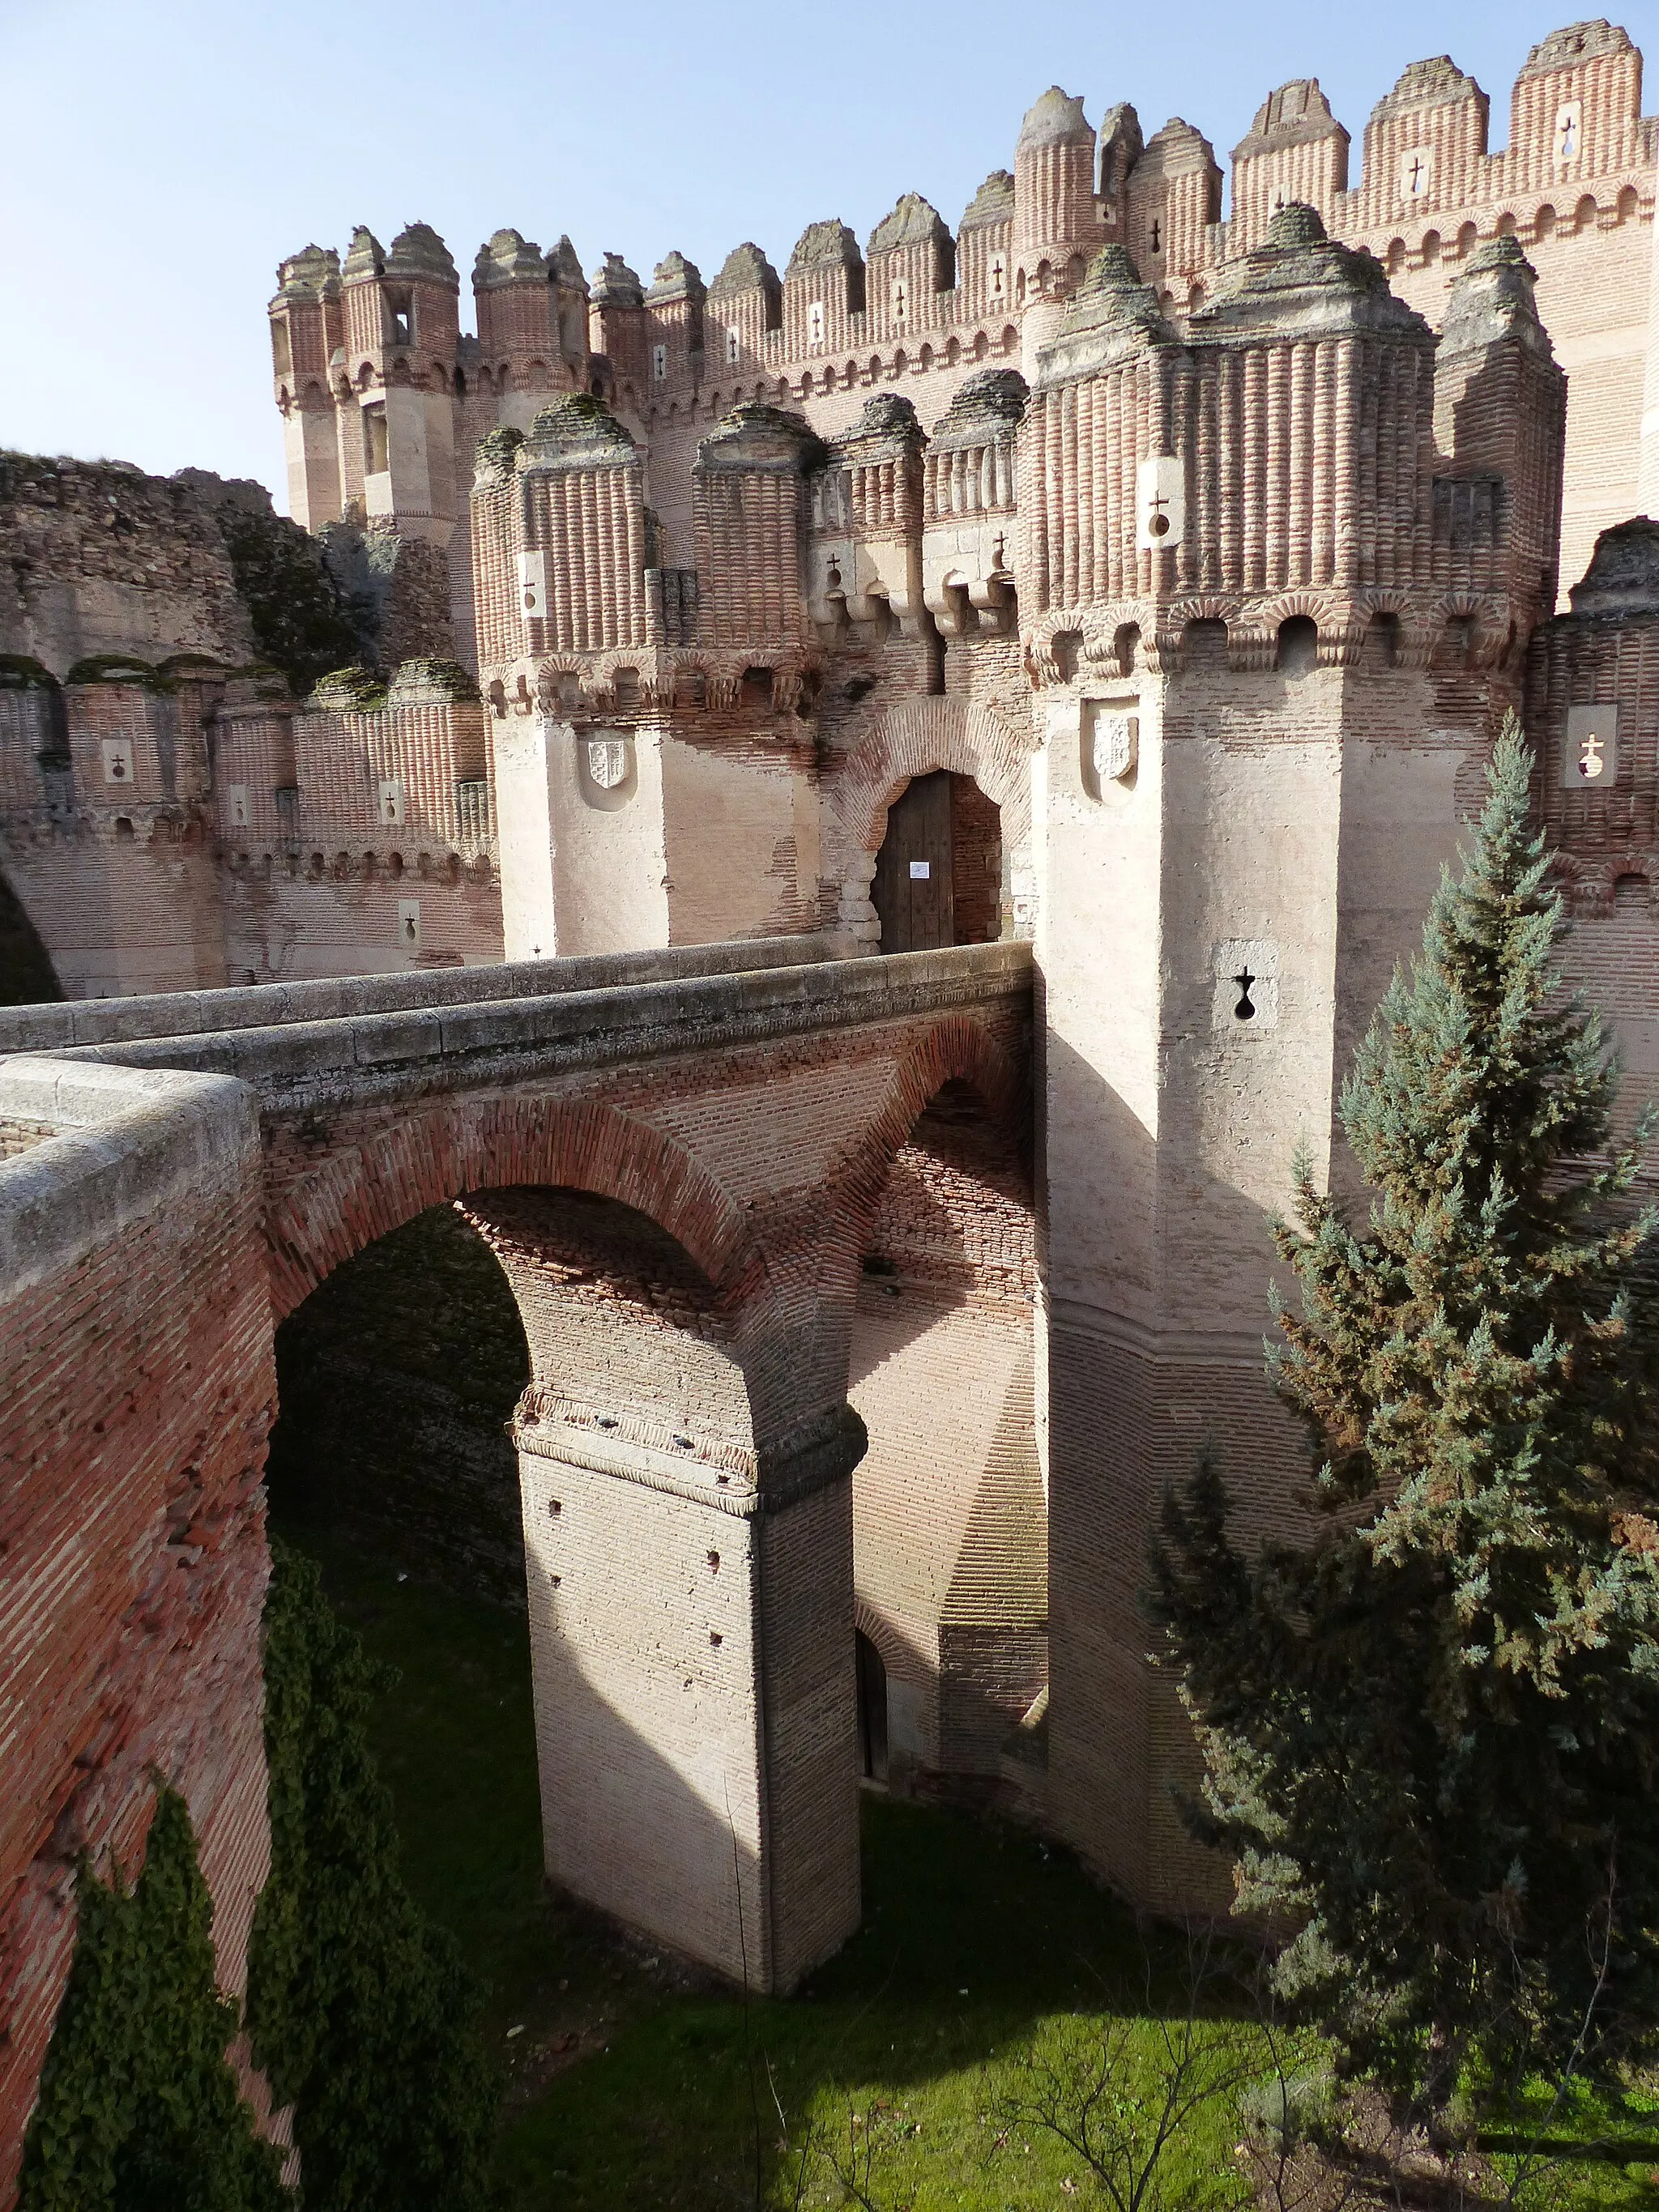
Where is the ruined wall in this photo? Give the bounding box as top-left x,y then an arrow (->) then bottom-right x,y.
0,1060 -> 277,2205
0,673 -> 228,999
0,455 -> 504,1004
0,457 -> 254,678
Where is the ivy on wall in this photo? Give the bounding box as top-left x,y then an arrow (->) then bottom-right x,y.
246,1540 -> 498,2212
214,506 -> 369,697
18,1787 -> 286,2212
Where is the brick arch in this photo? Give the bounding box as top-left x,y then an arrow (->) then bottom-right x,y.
263,1093 -> 755,1320
825,697 -> 1034,941
831,1008 -> 1029,1269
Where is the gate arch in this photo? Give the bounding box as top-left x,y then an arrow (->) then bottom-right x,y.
825,697 -> 1036,945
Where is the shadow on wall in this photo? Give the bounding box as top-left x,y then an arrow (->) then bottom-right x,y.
1042,1025 -> 1316,1912
0,864 -> 62,1006
267,1204 -> 531,1605
267,1180 -> 858,1992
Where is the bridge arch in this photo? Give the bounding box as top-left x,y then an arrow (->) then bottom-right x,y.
831,1011 -> 1045,1802
265,1093 -> 756,1320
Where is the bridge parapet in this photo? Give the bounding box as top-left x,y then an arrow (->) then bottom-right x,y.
0,928 -> 859,1058
0,1054 -> 275,2208
31,940 -> 1030,1113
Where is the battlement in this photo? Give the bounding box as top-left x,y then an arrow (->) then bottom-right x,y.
268,20 -> 1654,629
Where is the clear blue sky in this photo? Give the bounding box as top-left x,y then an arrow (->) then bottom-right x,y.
1,0 -> 1647,508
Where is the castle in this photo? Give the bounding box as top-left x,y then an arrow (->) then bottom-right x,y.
0,20 -> 1655,997
5,19 -> 1659,2198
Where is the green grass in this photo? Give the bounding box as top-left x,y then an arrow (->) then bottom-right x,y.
275,1526 -> 1659,2211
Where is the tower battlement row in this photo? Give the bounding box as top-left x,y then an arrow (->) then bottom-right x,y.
271,18 -> 1657,623
463,215 -> 1563,729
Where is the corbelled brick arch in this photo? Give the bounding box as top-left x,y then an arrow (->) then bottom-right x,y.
826,697 -> 1037,944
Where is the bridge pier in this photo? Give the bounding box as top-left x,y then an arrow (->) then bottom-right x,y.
464,1185 -> 865,1993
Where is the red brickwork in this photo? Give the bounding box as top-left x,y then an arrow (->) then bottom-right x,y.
0,949 -> 1032,2172
849,1068 -> 1046,1803
0,1064 -> 275,2208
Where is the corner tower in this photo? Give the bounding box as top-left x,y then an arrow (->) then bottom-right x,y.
1026,207 -> 1567,1906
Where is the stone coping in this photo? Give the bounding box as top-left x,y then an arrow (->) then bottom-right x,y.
0,1059 -> 259,1298
0,931 -> 858,1056
13,942 -> 1033,1112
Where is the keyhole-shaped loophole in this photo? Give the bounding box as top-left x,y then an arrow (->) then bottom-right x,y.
1232,967 -> 1257,1021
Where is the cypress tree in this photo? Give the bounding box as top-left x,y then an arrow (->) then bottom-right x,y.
246,1540 -> 497,2212
19,1787 -> 285,2212
1153,718 -> 1659,2107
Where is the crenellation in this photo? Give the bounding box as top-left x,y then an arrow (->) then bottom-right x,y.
1229,81 -> 1350,247
783,218 -> 867,360
1125,118 -> 1222,302
953,171 -> 1015,329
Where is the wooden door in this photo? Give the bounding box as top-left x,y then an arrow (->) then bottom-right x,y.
872,771 -> 953,952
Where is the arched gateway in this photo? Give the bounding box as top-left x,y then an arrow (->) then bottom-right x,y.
0,931 -> 1032,2150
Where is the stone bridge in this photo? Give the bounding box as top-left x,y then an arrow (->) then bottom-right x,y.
0,933 -> 1032,2184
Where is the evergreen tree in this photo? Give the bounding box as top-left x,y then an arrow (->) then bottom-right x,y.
19,1787 -> 285,2212
1153,718 -> 1659,2108
246,1540 -> 498,2212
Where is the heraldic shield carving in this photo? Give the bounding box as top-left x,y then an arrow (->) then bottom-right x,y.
586,737 -> 629,791
1091,711 -> 1138,786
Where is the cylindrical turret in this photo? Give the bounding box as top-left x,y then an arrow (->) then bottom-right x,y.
706,243 -> 782,377
383,222 -> 461,377
589,254 -> 646,399
1013,86 -> 1102,348
269,246 -> 343,528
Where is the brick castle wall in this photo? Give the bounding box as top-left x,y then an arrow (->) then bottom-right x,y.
0,1063 -> 277,2205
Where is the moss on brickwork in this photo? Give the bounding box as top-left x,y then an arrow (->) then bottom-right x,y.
62,652 -> 172,690
214,503 -> 367,697
386,656 -> 480,705
0,654 -> 57,688
309,663 -> 389,711
267,1204 -> 529,1605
